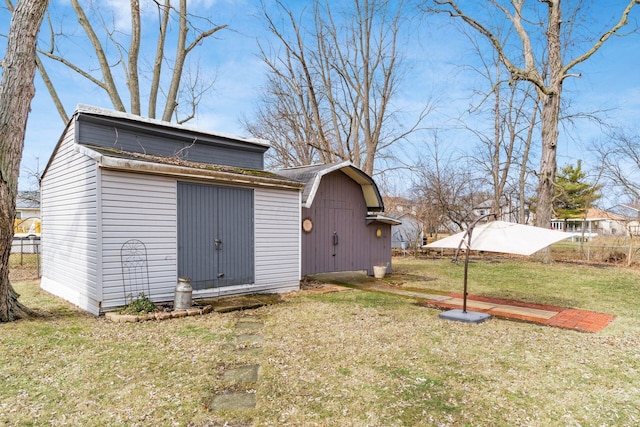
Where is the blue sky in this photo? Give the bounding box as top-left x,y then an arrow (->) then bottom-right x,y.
2,0 -> 639,193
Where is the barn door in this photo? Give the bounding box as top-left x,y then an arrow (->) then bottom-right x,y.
329,207 -> 354,272
215,186 -> 254,286
177,182 -> 254,291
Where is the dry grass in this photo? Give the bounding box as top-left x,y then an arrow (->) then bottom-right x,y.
2,257 -> 640,426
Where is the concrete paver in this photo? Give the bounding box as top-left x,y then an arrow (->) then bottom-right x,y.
421,294 -> 615,332
234,321 -> 265,332
207,392 -> 256,410
312,272 -> 615,333
222,365 -> 260,383
209,316 -> 265,418
491,304 -> 557,319
235,333 -> 264,344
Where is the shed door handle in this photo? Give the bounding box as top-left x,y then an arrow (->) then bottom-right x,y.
214,239 -> 222,250
333,232 -> 338,246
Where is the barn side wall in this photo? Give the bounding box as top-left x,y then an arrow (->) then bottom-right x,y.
301,170 -> 392,276
99,170 -> 178,312
41,120 -> 101,315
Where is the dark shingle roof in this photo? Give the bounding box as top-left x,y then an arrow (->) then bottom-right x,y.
277,161 -> 384,211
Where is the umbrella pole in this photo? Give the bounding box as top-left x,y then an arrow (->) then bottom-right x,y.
462,229 -> 472,313
438,213 -> 497,324
459,213 -> 495,313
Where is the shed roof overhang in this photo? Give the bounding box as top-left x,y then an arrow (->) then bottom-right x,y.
41,105 -> 272,183
76,145 -> 304,191
75,104 -> 271,151
278,161 -> 385,211
366,214 -> 402,225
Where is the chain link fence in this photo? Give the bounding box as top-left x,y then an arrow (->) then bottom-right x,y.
554,239 -> 640,265
10,237 -> 41,278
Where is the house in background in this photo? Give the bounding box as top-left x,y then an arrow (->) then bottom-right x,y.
389,213 -> 424,250
473,196 -> 530,224
15,191 -> 41,220
277,162 -> 400,276
14,191 -> 41,238
12,191 -> 42,254
382,197 -> 424,250
40,105 -> 304,315
608,204 -> 640,236
609,203 -> 640,219
551,208 -> 631,241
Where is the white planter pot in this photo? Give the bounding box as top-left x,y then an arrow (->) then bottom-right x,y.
373,265 -> 386,279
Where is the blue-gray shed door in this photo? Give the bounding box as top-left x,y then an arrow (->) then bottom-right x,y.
177,182 -> 254,290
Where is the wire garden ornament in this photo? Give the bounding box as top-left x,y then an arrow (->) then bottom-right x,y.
120,239 -> 151,304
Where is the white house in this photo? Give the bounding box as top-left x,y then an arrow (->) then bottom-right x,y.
550,208 -> 631,240
40,105 -> 304,315
473,196 -> 530,224
608,204 -> 640,236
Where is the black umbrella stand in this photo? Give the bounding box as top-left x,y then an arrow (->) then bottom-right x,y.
439,213 -> 496,324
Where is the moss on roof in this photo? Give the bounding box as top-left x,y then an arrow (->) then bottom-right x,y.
84,144 -> 284,180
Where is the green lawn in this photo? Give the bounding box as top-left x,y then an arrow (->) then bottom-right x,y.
2,257 -> 639,426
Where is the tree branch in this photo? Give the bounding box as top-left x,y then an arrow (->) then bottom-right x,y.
563,0 -> 639,74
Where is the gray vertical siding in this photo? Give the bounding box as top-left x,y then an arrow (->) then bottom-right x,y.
76,116 -> 266,170
40,120 -> 101,314
216,186 -> 254,286
178,182 -> 216,289
177,182 -> 254,291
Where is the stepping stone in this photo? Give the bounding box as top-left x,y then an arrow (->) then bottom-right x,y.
236,346 -> 263,356
235,334 -> 264,344
207,392 -> 256,410
220,343 -> 263,355
234,321 -> 264,332
223,364 -> 260,383
221,343 -> 239,351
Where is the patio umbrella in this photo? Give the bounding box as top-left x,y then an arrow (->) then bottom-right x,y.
424,218 -> 574,323
426,220 -> 574,256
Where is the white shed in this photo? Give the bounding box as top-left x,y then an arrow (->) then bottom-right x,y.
40,105 -> 303,315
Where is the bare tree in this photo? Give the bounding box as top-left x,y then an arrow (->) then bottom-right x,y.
247,0 -> 429,176
29,0 -> 226,123
0,0 -> 49,322
411,139 -> 488,233
594,128 -> 640,266
463,33 -> 539,223
595,128 -> 640,202
425,0 -> 639,261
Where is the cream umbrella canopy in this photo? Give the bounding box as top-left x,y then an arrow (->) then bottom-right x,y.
426,220 -> 574,256
425,217 -> 574,323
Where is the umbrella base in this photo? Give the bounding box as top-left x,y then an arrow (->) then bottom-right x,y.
439,309 -> 491,324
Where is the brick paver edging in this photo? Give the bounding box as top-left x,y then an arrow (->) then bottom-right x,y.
421,294 -> 615,333
104,305 -> 214,323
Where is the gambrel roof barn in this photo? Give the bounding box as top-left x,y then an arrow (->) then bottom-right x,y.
277,162 -> 399,277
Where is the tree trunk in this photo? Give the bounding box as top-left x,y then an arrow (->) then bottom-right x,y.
149,0 -> 170,119
128,0 -> 141,115
533,2 -> 562,263
535,90 -> 561,227
162,0 -> 187,121
491,62 -> 502,218
518,94 -> 537,224
0,0 -> 49,322
70,0 -> 126,112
